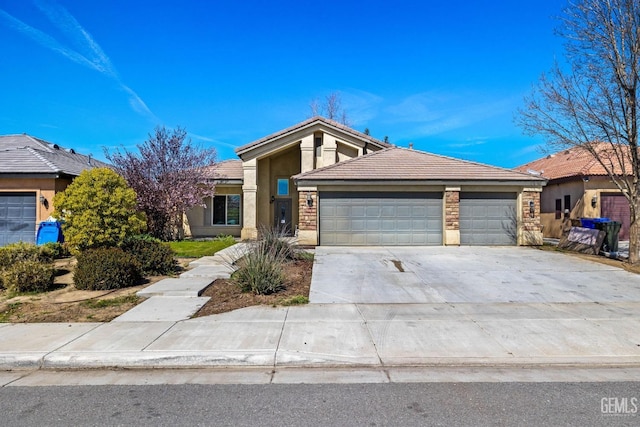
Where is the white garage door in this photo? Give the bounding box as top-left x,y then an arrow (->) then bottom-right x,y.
319,191 -> 443,246
460,192 -> 517,245
0,192 -> 37,246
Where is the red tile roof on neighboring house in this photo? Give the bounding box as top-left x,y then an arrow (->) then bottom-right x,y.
294,147 -> 545,183
203,159 -> 243,181
515,143 -> 632,181
235,116 -> 390,155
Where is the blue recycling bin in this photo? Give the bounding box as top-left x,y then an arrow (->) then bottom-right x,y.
36,221 -> 64,245
580,217 -> 610,229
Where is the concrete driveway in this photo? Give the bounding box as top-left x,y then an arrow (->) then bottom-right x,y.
310,246 -> 640,303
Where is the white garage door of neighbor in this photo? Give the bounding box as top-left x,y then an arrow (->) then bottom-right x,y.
0,192 -> 37,246
319,191 -> 443,246
460,192 -> 517,245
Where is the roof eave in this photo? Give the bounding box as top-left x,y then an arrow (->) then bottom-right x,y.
294,178 -> 547,187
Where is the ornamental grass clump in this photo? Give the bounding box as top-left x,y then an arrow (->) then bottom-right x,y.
233,239 -> 288,295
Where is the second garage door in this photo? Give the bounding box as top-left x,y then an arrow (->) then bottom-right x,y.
601,193 -> 630,240
319,191 -> 443,246
460,192 -> 517,245
0,192 -> 37,246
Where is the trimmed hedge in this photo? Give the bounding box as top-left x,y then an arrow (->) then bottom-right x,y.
122,235 -> 177,276
0,242 -> 55,291
1,260 -> 55,293
74,247 -> 142,290
0,241 -> 54,268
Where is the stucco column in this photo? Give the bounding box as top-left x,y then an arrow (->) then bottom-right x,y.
300,134 -> 315,173
444,186 -> 460,245
241,158 -> 258,240
323,134 -> 337,166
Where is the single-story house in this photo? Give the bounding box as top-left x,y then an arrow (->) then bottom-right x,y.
0,134 -> 108,245
188,117 -> 546,246
516,144 -> 632,240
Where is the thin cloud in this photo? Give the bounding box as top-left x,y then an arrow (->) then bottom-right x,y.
0,1 -> 157,121
385,91 -> 515,138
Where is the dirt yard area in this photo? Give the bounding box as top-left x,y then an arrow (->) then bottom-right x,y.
0,258 -> 164,323
0,257 -> 313,322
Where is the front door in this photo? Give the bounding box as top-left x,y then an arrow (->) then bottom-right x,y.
274,199 -> 293,235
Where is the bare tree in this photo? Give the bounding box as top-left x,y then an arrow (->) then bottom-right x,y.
106,126 -> 217,241
309,91 -> 351,126
518,0 -> 640,263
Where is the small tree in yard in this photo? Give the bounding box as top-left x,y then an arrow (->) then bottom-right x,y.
53,168 -> 146,254
518,0 -> 640,264
106,126 -> 217,241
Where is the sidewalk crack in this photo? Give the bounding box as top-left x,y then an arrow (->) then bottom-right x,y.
356,304 -> 384,368
271,307 -> 289,382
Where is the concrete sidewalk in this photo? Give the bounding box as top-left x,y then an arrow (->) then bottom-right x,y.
2,302 -> 640,371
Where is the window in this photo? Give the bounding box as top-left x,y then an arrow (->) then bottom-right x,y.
555,199 -> 562,219
212,195 -> 240,225
315,136 -> 323,157
277,178 -> 289,196
564,195 -> 571,212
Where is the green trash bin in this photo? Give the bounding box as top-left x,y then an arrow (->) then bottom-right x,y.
596,221 -> 621,253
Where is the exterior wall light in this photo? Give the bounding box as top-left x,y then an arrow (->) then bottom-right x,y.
591,194 -> 597,208
39,195 -> 46,205
306,192 -> 313,207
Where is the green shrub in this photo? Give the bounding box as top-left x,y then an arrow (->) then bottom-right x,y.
122,235 -> 177,276
0,242 -> 53,269
40,242 -> 70,259
74,247 -> 142,290
53,167 -> 146,254
233,240 -> 286,295
1,260 -> 55,293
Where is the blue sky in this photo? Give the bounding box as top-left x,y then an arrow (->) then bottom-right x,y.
0,0 -> 565,167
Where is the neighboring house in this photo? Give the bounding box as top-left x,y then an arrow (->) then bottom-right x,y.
515,144 -> 631,240
0,134 -> 108,245
188,116 -> 547,246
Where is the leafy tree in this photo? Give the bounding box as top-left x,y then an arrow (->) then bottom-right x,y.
309,91 -> 351,125
53,168 -> 146,254
518,0 -> 640,263
106,126 -> 217,240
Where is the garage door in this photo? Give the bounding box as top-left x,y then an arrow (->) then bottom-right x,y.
0,192 -> 37,246
319,191 -> 443,246
601,194 -> 630,240
460,192 -> 517,245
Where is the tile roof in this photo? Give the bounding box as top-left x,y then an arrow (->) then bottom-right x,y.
515,143 -> 632,180
235,116 -> 390,155
203,159 -> 243,181
0,134 -> 109,175
294,147 -> 545,183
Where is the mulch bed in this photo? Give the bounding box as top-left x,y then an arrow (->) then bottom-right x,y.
193,259 -> 313,317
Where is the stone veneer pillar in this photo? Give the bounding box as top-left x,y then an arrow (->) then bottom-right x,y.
520,190 -> 543,245
444,187 -> 460,245
297,190 -> 318,245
